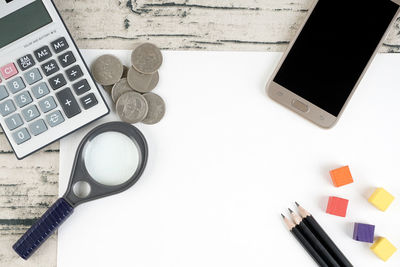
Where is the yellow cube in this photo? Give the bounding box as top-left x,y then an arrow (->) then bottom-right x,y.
368,188 -> 395,211
371,237 -> 397,261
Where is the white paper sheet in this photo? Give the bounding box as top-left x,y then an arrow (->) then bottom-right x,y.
58,50 -> 400,266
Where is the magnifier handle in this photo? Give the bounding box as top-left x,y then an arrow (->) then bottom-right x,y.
13,198 -> 74,260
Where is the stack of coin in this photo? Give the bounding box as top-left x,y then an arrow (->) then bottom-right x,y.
91,43 -> 166,125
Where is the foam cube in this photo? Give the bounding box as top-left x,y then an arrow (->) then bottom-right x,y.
370,237 -> 397,261
353,223 -> 375,243
368,188 -> 395,212
326,196 -> 349,217
329,166 -> 353,187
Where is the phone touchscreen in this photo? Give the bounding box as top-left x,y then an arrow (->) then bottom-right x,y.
273,0 -> 398,116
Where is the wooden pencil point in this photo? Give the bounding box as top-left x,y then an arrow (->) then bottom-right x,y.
281,213 -> 285,218
295,201 -> 300,207
288,208 -> 294,213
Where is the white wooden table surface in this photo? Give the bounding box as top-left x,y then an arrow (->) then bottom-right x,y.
1,1 -> 400,266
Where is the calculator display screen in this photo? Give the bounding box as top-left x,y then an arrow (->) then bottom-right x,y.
0,1 -> 52,49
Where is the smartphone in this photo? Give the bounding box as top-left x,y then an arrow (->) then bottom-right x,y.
266,0 -> 400,128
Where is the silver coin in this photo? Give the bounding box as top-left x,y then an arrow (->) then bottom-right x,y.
102,84 -> 113,95
116,92 -> 148,124
122,65 -> 129,78
131,43 -> 163,74
91,55 -> 123,86
127,67 -> 159,93
142,93 -> 166,125
111,78 -> 134,103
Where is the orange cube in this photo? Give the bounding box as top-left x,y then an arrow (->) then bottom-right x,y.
329,166 -> 354,187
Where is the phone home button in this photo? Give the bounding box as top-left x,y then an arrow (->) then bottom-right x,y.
291,99 -> 309,113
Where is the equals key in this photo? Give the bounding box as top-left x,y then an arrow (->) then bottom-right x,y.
80,93 -> 98,110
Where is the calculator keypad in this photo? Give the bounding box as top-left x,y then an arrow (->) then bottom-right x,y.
0,99 -> 16,117
73,79 -> 90,95
0,85 -> 8,101
49,73 -> 67,90
5,114 -> 23,131
39,96 -> 57,113
65,65 -> 83,82
29,119 -> 47,136
14,91 -> 33,108
46,110 -> 64,127
56,88 -> 81,118
22,105 -> 40,122
51,37 -> 69,54
80,93 -> 98,110
34,46 -> 52,62
12,128 -> 31,145
17,54 -> 35,71
7,77 -> 25,94
58,51 -> 76,68
0,36 -> 106,154
31,82 -> 50,99
0,63 -> 18,80
41,60 -> 59,76
23,68 -> 42,85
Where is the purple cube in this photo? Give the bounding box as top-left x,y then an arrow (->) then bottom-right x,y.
353,223 -> 375,243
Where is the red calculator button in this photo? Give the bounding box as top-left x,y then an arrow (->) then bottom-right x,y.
0,63 -> 18,80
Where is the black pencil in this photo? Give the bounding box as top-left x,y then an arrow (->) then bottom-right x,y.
289,209 -> 340,267
296,202 -> 353,267
282,214 -> 329,267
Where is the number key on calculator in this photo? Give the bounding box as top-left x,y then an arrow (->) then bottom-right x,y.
0,0 -> 109,159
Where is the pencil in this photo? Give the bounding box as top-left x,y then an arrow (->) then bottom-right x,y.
296,202 -> 353,267
289,209 -> 340,267
282,214 -> 329,267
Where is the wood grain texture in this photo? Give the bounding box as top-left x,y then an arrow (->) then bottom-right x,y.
53,0 -> 400,52
2,0 -> 400,266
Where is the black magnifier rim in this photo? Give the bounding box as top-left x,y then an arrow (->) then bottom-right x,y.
63,122 -> 148,207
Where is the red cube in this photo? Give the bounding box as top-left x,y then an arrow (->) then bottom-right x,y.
326,196 -> 349,217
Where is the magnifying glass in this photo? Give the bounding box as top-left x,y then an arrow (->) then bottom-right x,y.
13,121 -> 148,260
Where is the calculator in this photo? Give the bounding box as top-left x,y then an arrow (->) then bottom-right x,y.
0,0 -> 109,159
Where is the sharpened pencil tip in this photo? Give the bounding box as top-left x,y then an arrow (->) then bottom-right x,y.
288,208 -> 293,213
295,201 -> 300,207
281,213 -> 285,218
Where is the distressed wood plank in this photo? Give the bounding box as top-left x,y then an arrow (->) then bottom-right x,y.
0,134 -> 59,266
53,0 -> 400,52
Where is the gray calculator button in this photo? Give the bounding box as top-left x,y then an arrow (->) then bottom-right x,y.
31,82 -> 50,99
65,65 -> 83,82
34,46 -> 52,62
12,127 -> 31,145
29,119 -> 47,136
17,54 -> 35,71
39,96 -> 57,113
14,91 -> 33,108
41,59 -> 59,76
51,37 -> 69,54
0,99 -> 16,117
58,51 -> 76,68
49,73 -> 67,90
0,85 -> 8,101
7,77 -> 25,94
23,68 -> 42,85
72,79 -> 90,95
46,110 -> 64,127
22,105 -> 40,122
5,113 -> 23,131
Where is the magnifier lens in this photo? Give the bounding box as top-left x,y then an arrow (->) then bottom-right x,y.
83,131 -> 140,186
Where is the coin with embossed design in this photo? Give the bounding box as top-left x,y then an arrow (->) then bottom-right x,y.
116,91 -> 148,124
131,43 -> 163,74
91,55 -> 123,86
